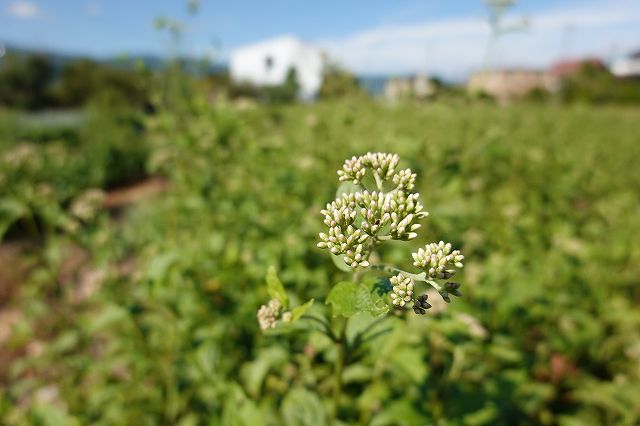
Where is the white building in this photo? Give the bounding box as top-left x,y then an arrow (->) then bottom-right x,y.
611,51 -> 640,79
230,35 -> 325,100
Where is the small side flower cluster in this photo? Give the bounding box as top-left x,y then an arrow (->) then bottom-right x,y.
413,294 -> 432,314
70,189 -> 105,222
412,241 -> 465,279
257,299 -> 282,330
440,281 -> 463,303
390,273 -> 414,307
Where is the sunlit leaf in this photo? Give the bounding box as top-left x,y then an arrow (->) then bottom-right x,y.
281,387 -> 326,426
266,266 -> 288,308
291,299 -> 314,322
326,281 -> 388,318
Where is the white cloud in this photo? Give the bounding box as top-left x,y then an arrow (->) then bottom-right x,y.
317,0 -> 640,79
6,0 -> 39,19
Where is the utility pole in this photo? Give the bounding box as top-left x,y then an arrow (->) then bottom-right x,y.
483,0 -> 528,71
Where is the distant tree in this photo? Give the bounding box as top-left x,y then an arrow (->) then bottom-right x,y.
319,65 -> 366,99
53,59 -> 101,106
266,67 -> 299,103
0,53 -> 55,109
54,59 -> 150,108
559,64 -> 640,104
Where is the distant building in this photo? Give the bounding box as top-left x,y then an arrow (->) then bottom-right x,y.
229,35 -> 325,100
384,75 -> 436,102
611,50 -> 640,79
547,58 -> 606,90
548,58 -> 605,80
467,69 -> 548,102
467,58 -> 610,101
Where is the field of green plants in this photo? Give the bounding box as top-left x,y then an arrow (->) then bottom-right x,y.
1,94 -> 639,425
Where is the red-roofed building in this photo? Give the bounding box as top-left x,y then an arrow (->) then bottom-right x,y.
546,58 -> 606,92
548,58 -> 605,80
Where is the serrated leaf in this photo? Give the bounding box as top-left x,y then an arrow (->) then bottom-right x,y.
326,281 -> 388,318
291,299 -> 314,322
266,266 -> 288,308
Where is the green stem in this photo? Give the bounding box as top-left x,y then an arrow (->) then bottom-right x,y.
358,327 -> 393,346
329,317 -> 349,426
369,264 -> 443,291
373,171 -> 384,192
352,316 -> 389,349
301,314 -> 336,341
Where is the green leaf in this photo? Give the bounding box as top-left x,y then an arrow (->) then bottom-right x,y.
264,299 -> 316,335
291,299 -> 315,322
86,305 -> 129,334
266,266 -> 288,308
281,387 -> 326,426
370,399 -> 429,426
336,180 -> 361,198
331,252 -> 353,272
240,347 -> 288,398
325,281 -> 388,318
0,198 -> 28,240
222,383 -> 267,426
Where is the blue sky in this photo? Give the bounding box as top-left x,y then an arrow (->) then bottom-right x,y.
1,0 -> 639,78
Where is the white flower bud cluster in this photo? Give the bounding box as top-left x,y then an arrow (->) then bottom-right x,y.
257,299 -> 282,330
355,190 -> 389,236
337,152 -> 400,184
393,168 -> 416,191
317,194 -> 371,267
337,156 -> 366,184
353,190 -> 427,241
412,241 -> 464,279
320,194 -> 357,228
360,152 -> 400,180
320,154 -> 432,268
343,243 -> 370,268
387,191 -> 427,240
389,273 -> 414,307
70,189 -> 105,222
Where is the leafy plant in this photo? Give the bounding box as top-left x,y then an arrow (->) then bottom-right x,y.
257,152 -> 465,424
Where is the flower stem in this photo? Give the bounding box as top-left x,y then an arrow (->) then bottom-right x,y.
301,314 -> 336,341
373,171 -> 384,192
351,316 -> 389,349
329,317 -> 348,426
368,264 -> 442,291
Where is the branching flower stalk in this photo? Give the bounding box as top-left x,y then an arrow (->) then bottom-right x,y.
256,152 -> 465,424
318,152 -> 464,306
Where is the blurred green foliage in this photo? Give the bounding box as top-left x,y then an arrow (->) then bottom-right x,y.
559,64 -> 640,104
0,87 -> 640,425
0,54 -> 56,110
54,59 -> 151,109
319,67 -> 367,100
0,53 -> 151,111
